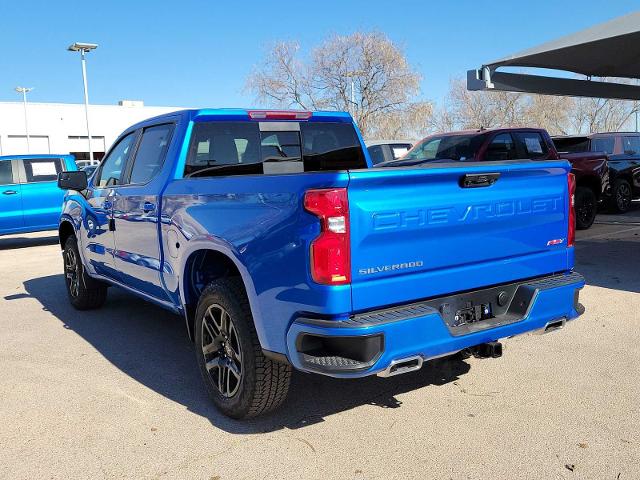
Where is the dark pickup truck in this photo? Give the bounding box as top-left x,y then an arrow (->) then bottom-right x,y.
390,127 -> 607,229
553,133 -> 640,213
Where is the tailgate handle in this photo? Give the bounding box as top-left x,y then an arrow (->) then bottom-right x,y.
460,173 -> 500,188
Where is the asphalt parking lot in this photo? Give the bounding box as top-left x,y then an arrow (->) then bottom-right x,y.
1,207 -> 639,480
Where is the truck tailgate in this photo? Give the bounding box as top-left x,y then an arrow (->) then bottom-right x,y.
348,161 -> 572,311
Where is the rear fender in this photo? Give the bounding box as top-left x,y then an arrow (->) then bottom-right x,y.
177,237 -> 263,343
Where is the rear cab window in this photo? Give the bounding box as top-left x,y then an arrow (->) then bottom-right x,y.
367,145 -> 386,165
185,120 -> 366,177
390,144 -> 412,159
553,137 -> 590,153
486,133 -> 518,161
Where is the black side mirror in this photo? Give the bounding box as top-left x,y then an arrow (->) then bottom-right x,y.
58,170 -> 88,191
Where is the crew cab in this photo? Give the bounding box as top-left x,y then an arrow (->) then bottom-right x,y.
0,154 -> 77,235
57,110 -> 585,418
392,128 -> 607,229
552,133 -> 640,213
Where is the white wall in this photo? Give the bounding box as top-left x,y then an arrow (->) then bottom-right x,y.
0,101 -> 184,156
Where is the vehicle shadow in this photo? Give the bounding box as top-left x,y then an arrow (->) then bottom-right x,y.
575,202 -> 640,293
0,233 -> 59,250
19,274 -> 471,434
574,236 -> 640,293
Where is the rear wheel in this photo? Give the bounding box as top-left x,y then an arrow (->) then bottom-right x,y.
194,278 -> 291,419
575,186 -> 597,230
63,235 -> 108,310
609,179 -> 632,213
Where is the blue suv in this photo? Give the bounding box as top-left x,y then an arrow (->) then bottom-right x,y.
0,154 -> 77,235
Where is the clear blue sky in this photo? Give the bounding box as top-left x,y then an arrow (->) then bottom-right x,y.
0,0 -> 638,108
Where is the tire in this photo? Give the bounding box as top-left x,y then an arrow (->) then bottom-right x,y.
63,235 -> 108,310
575,186 -> 597,230
609,179 -> 633,213
194,278 -> 291,419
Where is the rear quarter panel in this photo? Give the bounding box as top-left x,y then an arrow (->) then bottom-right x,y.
560,152 -> 608,196
160,172 -> 352,353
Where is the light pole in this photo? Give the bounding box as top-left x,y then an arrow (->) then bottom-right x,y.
344,71 -> 361,118
68,42 -> 98,164
15,87 -> 33,153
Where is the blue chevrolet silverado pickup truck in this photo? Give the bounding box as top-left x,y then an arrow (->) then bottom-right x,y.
57,109 -> 585,418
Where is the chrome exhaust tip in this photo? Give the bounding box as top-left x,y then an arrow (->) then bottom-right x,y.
377,355 -> 424,378
538,318 -> 567,335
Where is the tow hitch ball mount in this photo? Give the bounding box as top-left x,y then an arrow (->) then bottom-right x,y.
469,341 -> 503,359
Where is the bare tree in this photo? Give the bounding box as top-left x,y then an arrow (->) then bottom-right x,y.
442,78 -> 528,130
247,32 -> 431,138
438,76 -> 639,135
524,94 -> 573,135
570,97 -> 638,133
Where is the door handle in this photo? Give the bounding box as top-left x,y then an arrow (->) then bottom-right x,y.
2,190 -> 18,195
460,173 -> 500,188
143,201 -> 156,213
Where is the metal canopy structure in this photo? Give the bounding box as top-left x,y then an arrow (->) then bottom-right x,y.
468,11 -> 640,100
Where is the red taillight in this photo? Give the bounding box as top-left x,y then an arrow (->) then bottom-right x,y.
304,188 -> 351,285
567,172 -> 576,247
247,110 -> 312,120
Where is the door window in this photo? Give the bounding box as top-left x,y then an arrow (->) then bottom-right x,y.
95,132 -> 137,188
0,162 -> 13,185
486,133 -> 517,161
22,158 -> 63,182
623,136 -> 640,155
515,132 -> 548,159
128,124 -> 174,184
591,136 -> 615,154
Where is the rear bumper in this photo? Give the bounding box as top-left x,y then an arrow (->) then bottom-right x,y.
285,272 -> 585,378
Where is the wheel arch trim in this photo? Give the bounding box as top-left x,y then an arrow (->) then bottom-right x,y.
177,238 -> 262,343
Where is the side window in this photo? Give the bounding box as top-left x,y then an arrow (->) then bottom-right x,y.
486,133 -> 517,161
128,124 -> 174,184
515,132 -> 548,159
22,158 -> 62,182
591,136 -> 615,154
623,136 -> 640,155
0,161 -> 14,185
368,145 -> 386,164
95,132 -> 137,188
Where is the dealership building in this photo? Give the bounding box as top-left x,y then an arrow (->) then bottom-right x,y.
0,100 -> 183,161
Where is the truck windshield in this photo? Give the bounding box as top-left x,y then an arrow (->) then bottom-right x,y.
185,121 -> 366,177
397,134 -> 487,164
